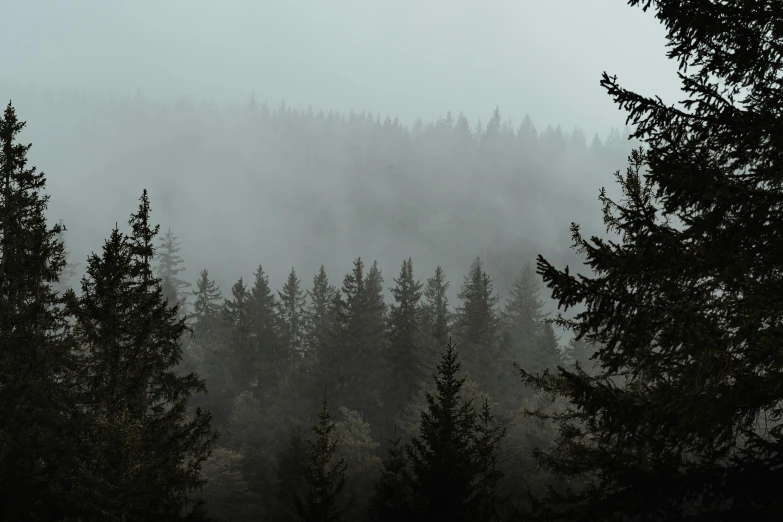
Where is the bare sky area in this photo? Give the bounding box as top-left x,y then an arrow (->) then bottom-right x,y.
1,0 -> 681,134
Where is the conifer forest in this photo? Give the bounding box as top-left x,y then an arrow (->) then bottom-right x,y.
3,0 -> 783,520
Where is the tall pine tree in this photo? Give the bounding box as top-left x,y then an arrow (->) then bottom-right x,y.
385,258 -> 424,430
278,267 -> 307,357
523,1 -> 783,519
0,102 -> 78,520
156,227 -> 191,313
69,192 -> 217,520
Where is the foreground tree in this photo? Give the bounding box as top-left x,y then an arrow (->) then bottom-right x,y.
0,102 -> 78,520
296,392 -> 348,522
522,1 -> 783,520
68,192 -> 217,520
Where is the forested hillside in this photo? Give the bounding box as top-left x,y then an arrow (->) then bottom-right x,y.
2,0 -> 782,521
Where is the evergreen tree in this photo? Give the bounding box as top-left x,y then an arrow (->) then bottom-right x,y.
454,257 -> 502,399
327,258 -> 385,419
369,429 -> 413,522
279,267 -> 307,356
190,269 -> 232,429
406,338 -> 504,521
0,102 -> 78,520
503,262 -> 546,372
533,321 -> 563,375
191,269 -> 223,342
296,392 -> 348,522
222,277 -> 254,398
249,264 -> 285,399
306,265 -> 337,357
523,1 -> 783,519
420,265 -> 451,379
68,192 -> 217,520
155,227 -> 191,313
471,399 -> 506,522
386,258 -> 424,426
275,423 -> 309,522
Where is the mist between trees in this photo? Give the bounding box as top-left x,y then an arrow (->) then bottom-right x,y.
4,0 -> 783,521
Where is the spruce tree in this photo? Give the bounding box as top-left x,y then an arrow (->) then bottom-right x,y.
406,338 -> 501,521
533,321 -> 563,375
279,267 -> 307,356
306,265 -> 337,357
156,227 -> 191,313
454,257 -> 502,399
503,262 -> 546,373
69,192 -> 217,520
0,102 -> 78,520
221,276 -> 256,410
190,269 -> 232,429
523,1 -> 783,519
249,264 -> 285,399
385,258 -> 424,426
420,265 -> 451,379
369,429 -> 413,522
296,392 -> 348,522
471,399 -> 506,522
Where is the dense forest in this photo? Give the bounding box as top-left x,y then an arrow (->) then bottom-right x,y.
2,0 -> 783,521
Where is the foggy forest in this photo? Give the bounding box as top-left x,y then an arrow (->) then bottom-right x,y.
2,0 -> 783,521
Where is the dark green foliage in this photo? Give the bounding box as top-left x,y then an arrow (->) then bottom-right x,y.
68,192 -> 217,520
419,265 -> 451,379
279,267 -> 307,356
405,339 -> 505,521
386,258 -> 424,427
296,393 -> 348,522
521,1 -> 783,520
471,399 -> 507,522
274,423 -> 309,521
249,264 -> 285,399
222,277 -> 253,397
503,262 -> 546,373
533,322 -> 562,375
190,269 -> 232,429
326,258 -> 386,420
156,227 -> 192,313
369,429 -> 413,522
306,265 -> 337,357
0,102 -> 78,520
453,257 -> 503,400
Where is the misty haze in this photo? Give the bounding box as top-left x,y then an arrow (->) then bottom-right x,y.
1,1 -> 780,521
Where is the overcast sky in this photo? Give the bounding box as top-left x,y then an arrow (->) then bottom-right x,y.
1,0 -> 682,134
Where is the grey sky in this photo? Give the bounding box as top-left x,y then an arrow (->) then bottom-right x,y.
2,0 -> 681,134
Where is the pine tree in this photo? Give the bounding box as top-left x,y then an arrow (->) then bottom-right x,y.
503,262 -> 546,373
296,392 -> 348,522
386,258 -> 424,427
69,192 -> 217,520
0,102 -> 79,520
155,227 -> 191,313
406,338 -> 504,521
523,1 -> 783,519
306,265 -> 336,357
191,269 -> 223,342
279,267 -> 307,356
327,258 -> 385,418
223,277 -> 254,397
533,321 -> 563,375
369,428 -> 413,522
471,399 -> 506,522
420,265 -> 450,378
190,269 -> 232,429
454,257 -> 502,399
249,264 -> 285,399
275,423 -> 309,521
